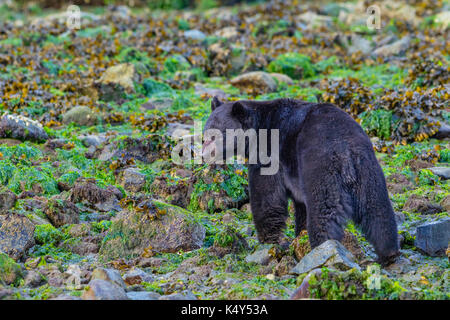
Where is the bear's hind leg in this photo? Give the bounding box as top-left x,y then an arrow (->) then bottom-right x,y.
249,170 -> 288,244
303,173 -> 350,248
294,202 -> 307,236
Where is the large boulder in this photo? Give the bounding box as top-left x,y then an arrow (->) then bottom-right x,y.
0,114 -> 48,142
230,71 -> 277,95
415,218 -> 450,257
0,214 -> 35,260
100,200 -> 205,261
290,240 -> 360,275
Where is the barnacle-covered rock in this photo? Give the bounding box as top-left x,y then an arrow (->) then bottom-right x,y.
0,114 -> 48,142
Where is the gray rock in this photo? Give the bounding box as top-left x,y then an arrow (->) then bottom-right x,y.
123,267 -> 154,285
184,29 -> 206,40
372,36 -> 411,57
121,167 -> 146,192
348,35 -> 374,55
82,279 -> 129,300
62,106 -> 97,126
290,240 -> 360,275
429,167 -> 450,180
415,218 -> 450,256
127,291 -> 161,300
80,134 -> 106,147
432,122 -> 450,140
245,248 -> 272,265
0,214 -> 35,260
159,290 -> 198,300
0,113 -> 48,142
91,268 -> 126,288
0,189 -> 16,213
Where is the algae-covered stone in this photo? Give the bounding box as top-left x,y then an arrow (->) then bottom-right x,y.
44,198 -> 80,228
0,189 -> 16,213
0,214 -> 35,260
99,200 -> 205,261
62,106 -> 97,126
0,252 -> 23,285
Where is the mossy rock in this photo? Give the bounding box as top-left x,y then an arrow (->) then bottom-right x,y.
0,252 -> 23,286
99,200 -> 205,261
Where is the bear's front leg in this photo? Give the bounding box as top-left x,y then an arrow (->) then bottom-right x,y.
249,166 -> 288,244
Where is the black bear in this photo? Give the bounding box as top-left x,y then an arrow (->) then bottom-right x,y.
203,97 -> 399,264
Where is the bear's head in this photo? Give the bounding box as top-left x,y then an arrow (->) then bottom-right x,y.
202,96 -> 255,163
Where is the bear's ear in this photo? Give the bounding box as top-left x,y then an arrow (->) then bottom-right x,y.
231,101 -> 251,125
211,96 -> 223,111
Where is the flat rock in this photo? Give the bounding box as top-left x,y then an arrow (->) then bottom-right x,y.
290,240 -> 360,275
415,218 -> 450,256
127,291 -> 161,300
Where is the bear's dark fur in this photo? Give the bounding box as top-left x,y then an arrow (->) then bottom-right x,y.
204,97 -> 399,264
